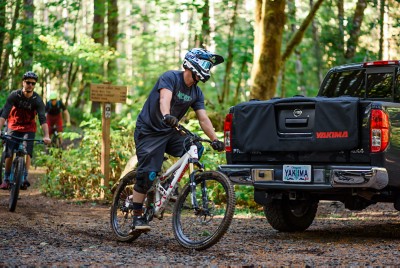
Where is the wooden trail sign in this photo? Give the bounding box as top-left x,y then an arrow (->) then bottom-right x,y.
90,83 -> 127,103
90,83 -> 128,199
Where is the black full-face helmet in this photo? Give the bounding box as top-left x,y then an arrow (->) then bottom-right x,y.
183,48 -> 224,82
22,71 -> 38,81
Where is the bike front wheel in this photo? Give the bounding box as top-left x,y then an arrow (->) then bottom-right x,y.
110,170 -> 142,242
172,171 -> 236,250
9,157 -> 24,212
52,134 -> 62,149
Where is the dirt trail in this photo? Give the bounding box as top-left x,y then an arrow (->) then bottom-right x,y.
1,168 -> 400,266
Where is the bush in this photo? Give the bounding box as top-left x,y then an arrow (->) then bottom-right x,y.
37,117 -> 258,210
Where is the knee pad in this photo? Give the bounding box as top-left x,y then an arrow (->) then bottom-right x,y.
134,171 -> 157,194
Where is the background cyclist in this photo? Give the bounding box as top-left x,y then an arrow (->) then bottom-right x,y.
0,71 -> 51,190
45,92 -> 71,146
129,48 -> 225,232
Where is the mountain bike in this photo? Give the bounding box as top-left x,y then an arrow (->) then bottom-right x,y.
0,134 -> 44,212
110,125 -> 236,250
50,124 -> 62,148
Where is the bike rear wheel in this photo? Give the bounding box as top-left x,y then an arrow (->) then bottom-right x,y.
9,157 -> 24,212
110,170 -> 142,242
172,171 -> 236,250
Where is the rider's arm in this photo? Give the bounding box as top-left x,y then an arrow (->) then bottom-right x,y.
195,109 -> 218,141
41,123 -> 51,144
0,91 -> 17,131
63,109 -> 71,126
0,117 -> 5,132
159,88 -> 173,116
35,94 -> 51,144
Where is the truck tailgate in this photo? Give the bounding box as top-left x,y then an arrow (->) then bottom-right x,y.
232,96 -> 360,152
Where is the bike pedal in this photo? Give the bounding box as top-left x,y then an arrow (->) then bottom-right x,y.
129,228 -> 151,234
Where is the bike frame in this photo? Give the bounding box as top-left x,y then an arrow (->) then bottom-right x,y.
10,143 -> 27,180
2,135 -> 43,183
152,143 -> 199,218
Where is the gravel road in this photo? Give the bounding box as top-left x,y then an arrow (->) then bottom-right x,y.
1,168 -> 400,266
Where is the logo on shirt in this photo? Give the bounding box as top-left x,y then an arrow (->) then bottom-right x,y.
177,91 -> 192,102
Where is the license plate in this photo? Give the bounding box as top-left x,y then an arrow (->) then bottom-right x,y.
283,165 -> 312,182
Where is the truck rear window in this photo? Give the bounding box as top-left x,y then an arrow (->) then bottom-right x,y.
319,69 -> 395,99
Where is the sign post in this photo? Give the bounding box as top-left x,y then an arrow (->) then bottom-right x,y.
90,83 -> 127,198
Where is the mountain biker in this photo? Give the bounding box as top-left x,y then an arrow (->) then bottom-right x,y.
0,71 -> 51,190
45,92 -> 71,145
129,48 -> 225,232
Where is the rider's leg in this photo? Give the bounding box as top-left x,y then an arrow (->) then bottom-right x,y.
129,127 -> 170,231
130,172 -> 157,231
0,138 -> 15,189
21,133 -> 35,189
57,116 -> 64,145
0,157 -> 12,189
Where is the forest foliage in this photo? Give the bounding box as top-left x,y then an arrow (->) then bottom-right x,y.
0,0 -> 399,202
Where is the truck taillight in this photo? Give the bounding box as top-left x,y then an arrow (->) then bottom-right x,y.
363,60 -> 399,67
370,109 -> 389,153
224,113 -> 233,152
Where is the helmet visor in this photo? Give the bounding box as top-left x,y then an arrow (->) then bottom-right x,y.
197,59 -> 213,71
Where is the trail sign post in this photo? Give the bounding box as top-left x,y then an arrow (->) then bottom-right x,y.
90,83 -> 127,198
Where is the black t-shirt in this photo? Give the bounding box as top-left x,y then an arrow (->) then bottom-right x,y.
0,89 -> 47,132
45,100 -> 66,115
136,70 -> 205,132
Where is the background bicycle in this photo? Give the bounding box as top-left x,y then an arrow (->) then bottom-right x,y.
50,124 -> 63,148
0,134 -> 44,212
110,125 -> 236,250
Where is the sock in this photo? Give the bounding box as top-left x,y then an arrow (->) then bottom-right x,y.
132,202 -> 143,216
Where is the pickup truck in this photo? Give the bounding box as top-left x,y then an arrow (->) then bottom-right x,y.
219,60 -> 400,232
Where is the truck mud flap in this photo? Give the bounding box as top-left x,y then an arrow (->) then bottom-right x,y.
232,96 -> 360,152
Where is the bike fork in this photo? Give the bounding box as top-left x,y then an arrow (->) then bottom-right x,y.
189,166 -> 208,212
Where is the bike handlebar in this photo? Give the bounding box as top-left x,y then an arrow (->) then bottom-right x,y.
176,124 -> 212,144
0,134 -> 45,144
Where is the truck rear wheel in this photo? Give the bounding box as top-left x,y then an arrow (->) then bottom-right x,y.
263,197 -> 318,232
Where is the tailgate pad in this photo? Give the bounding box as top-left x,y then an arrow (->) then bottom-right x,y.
232,96 -> 359,152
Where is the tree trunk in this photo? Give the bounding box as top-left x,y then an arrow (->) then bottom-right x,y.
199,0 -> 210,48
234,49 -> 249,103
345,0 -> 368,59
0,1 -> 6,69
107,0 -> 118,72
65,0 -> 82,107
91,0 -> 106,113
93,0 -> 105,45
221,0 -> 239,103
311,0 -> 323,85
281,0 -> 324,63
0,0 -> 21,90
250,0 -> 286,100
378,0 -> 385,60
21,0 -> 35,70
337,0 -> 345,58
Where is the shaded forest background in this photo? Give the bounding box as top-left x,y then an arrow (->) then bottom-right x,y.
0,0 -> 399,200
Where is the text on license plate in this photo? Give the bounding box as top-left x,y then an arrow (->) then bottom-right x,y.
283,165 -> 311,182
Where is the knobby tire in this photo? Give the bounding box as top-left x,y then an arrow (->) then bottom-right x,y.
9,157 -> 24,212
110,170 -> 141,242
172,171 -> 236,250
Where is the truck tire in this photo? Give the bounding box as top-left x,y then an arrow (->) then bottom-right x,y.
263,197 -> 318,232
